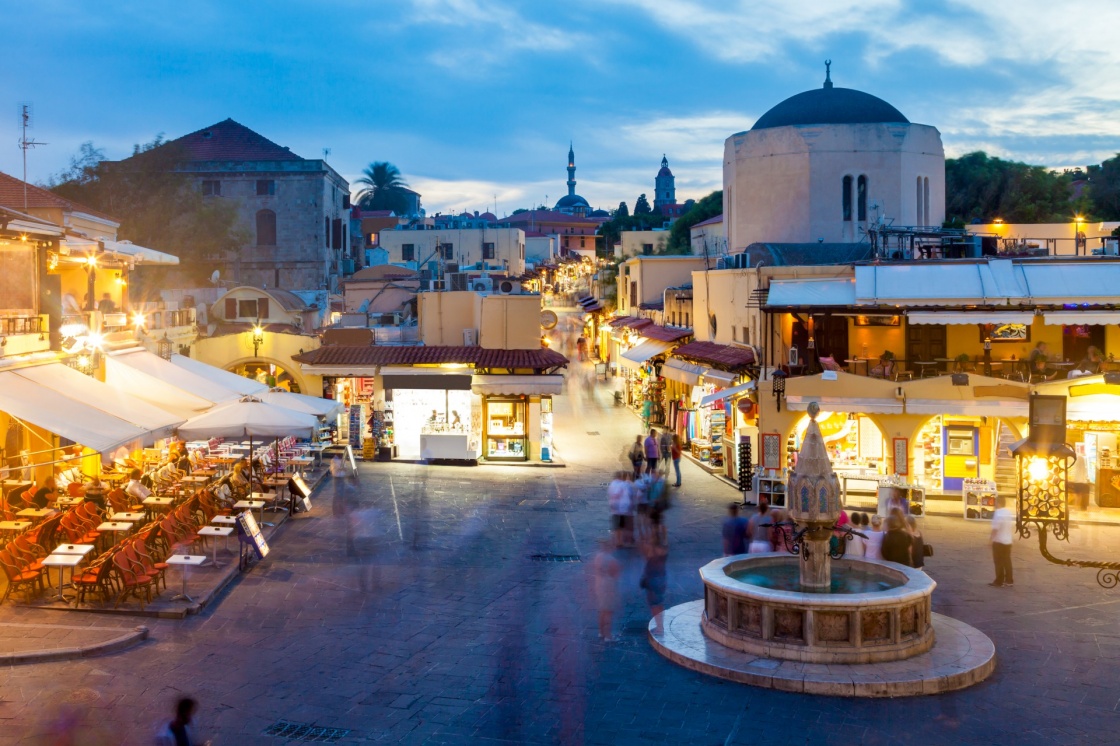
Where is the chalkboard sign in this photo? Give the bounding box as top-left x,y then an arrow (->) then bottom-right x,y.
236,509 -> 269,559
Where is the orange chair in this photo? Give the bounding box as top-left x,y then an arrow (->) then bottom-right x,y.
0,546 -> 43,602
111,551 -> 152,609
67,482 -> 85,497
130,538 -> 167,592
72,553 -> 117,605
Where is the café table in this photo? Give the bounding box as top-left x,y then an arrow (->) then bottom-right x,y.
96,521 -> 135,548
142,496 -> 174,519
51,543 -> 95,556
301,443 -> 328,467
17,508 -> 53,519
166,554 -> 208,602
913,361 -> 940,378
191,469 -> 217,479
844,358 -> 871,376
42,553 -> 84,603
0,520 -> 31,536
263,478 -> 290,512
179,475 -> 209,488
211,515 -> 237,526
110,512 -> 145,523
249,492 -> 280,525
286,456 -> 314,473
197,525 -> 234,568
55,496 -> 84,509
233,499 -> 266,528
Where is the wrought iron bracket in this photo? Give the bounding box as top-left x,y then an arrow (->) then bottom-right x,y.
1021,520 -> 1120,589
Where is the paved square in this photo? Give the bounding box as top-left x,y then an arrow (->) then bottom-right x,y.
2,371 -> 1120,744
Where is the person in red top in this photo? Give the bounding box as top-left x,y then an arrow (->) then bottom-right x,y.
670,434 -> 683,487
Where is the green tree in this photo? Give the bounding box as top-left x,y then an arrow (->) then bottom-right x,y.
48,138 -> 247,288
667,189 -> 723,252
615,201 -> 629,218
596,213 -> 668,258
1089,154 -> 1120,220
634,193 -> 652,215
945,151 -> 1076,224
354,161 -> 411,214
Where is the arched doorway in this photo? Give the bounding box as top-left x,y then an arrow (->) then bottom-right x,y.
225,357 -> 306,394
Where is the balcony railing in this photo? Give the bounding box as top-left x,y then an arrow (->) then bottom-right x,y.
0,315 -> 43,335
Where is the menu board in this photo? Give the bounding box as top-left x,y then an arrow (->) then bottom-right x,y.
348,404 -> 364,449
236,509 -> 270,559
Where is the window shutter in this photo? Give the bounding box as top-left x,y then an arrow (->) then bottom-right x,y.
225,298 -> 237,319
258,297 -> 270,319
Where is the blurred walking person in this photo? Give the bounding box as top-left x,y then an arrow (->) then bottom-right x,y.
591,539 -> 621,642
644,429 -> 660,475
607,471 -> 633,548
155,697 -> 210,746
990,497 -> 1015,587
640,517 -> 669,634
722,502 -> 748,556
628,436 -> 644,480
658,429 -> 673,476
670,434 -> 682,487
746,498 -> 774,553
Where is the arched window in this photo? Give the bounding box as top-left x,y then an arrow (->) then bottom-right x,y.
923,177 -> 930,228
916,176 -> 923,225
857,175 -> 868,222
842,175 -> 853,221
256,210 -> 277,246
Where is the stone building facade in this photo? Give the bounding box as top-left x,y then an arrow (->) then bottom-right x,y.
109,119 -> 351,291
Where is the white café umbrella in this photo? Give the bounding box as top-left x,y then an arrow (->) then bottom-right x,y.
255,388 -> 344,419
176,396 -> 319,494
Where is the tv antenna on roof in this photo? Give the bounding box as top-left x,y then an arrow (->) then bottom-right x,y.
322,147 -> 331,160
17,103 -> 47,211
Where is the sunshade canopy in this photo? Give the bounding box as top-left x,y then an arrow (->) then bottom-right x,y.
470,375 -> 564,396
109,349 -> 241,405
619,339 -> 673,371
0,370 -> 149,455
252,388 -> 344,418
176,397 -> 319,440
699,380 -> 756,408
170,354 -> 268,396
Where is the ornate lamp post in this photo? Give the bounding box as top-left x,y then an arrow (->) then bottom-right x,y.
1013,394 -> 1120,587
772,369 -> 787,412
252,322 -> 265,358
157,333 -> 173,361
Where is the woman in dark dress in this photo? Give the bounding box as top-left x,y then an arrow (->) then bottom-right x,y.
881,509 -> 914,567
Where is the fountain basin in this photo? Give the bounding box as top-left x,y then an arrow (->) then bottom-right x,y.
701,554 -> 935,664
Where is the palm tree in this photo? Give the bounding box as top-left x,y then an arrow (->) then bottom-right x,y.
354,162 -> 411,215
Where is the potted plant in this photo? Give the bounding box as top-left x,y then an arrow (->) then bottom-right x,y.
954,353 -> 970,373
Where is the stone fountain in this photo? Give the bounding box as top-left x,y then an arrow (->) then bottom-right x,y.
649,404 -> 996,696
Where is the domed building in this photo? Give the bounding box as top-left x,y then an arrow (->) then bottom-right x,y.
554,143 -> 590,217
723,63 -> 944,250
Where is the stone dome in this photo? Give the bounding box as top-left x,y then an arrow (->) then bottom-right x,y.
555,193 -> 590,209
751,86 -> 908,131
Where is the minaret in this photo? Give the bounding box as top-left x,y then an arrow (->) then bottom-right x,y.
654,154 -> 676,213
566,142 -> 576,197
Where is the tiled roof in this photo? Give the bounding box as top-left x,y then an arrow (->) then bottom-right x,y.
141,119 -> 303,163
294,345 -> 569,370
691,214 -> 723,229
639,325 -> 692,343
638,301 -> 664,311
0,171 -> 118,223
607,316 -> 653,329
670,341 -> 755,370
346,265 -> 420,281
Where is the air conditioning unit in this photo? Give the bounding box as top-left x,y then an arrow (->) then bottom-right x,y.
497,279 -> 519,294
449,272 -> 468,292
445,262 -> 460,274
428,279 -> 445,291
463,328 -> 478,346
471,277 -> 493,292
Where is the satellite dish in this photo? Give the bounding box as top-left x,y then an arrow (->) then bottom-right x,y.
210,269 -> 220,284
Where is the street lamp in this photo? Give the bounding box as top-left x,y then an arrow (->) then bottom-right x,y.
157,333 -> 173,361
1012,394 -> 1120,587
772,369 -> 787,412
252,322 -> 265,358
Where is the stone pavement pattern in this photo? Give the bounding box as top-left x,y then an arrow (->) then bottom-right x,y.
1,361 -> 1120,743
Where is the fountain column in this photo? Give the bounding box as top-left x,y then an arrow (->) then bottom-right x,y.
786,403 -> 842,591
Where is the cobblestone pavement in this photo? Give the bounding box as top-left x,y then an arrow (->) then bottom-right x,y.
3,362 -> 1120,744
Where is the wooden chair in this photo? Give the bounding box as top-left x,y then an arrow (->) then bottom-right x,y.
72,553 -> 117,606
111,551 -> 152,609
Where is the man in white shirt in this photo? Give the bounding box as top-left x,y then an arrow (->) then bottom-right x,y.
990,497 -> 1015,587
607,472 -> 632,547
125,469 -> 151,501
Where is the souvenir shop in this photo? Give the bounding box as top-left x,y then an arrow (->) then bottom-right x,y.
327,371 -> 561,463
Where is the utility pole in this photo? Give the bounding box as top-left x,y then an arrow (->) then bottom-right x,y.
18,104 -> 47,211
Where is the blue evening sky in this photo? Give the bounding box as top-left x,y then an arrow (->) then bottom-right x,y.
4,0 -> 1118,215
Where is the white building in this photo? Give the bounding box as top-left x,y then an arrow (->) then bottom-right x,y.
723,66 -> 945,252
377,227 -> 526,276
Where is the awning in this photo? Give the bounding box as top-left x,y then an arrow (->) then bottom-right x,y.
661,359 -> 707,386
0,370 -> 150,455
382,368 -> 473,390
766,278 -> 856,307
619,339 -> 673,371
1043,311 -> 1120,326
907,311 -> 1036,326
108,349 -> 242,405
62,237 -> 180,266
170,354 -> 268,396
699,380 -> 756,408
104,355 -> 217,419
904,399 -> 1028,417
702,369 -> 738,386
471,374 -> 564,396
787,396 -> 904,415
12,363 -> 183,440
